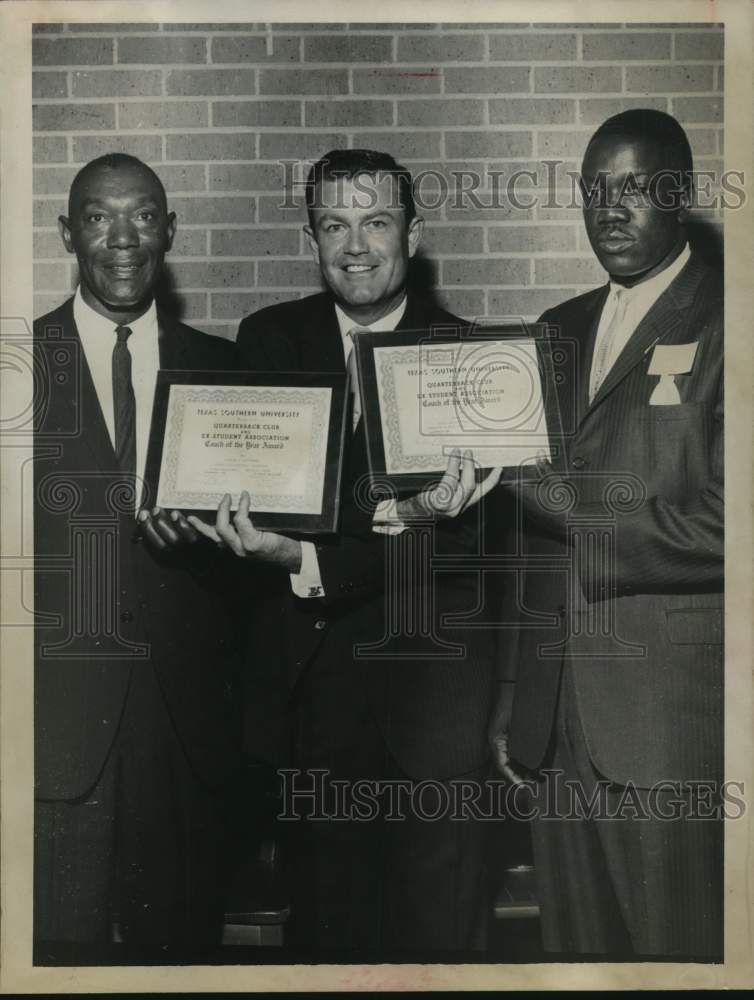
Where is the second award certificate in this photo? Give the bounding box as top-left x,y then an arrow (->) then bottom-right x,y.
353,326 -> 564,490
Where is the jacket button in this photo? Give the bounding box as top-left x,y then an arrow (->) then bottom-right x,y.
314,619 -> 327,631
556,605 -> 566,619
571,457 -> 587,469
120,610 -> 134,624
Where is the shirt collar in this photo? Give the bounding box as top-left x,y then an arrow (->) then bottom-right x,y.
334,295 -> 408,339
608,243 -> 691,303
73,285 -> 158,341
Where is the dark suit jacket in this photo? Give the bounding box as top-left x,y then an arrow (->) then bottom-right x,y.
236,291 -> 497,780
34,298 -> 242,802
507,254 -> 724,788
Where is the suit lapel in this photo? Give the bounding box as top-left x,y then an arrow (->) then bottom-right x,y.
569,285 -> 609,431
49,300 -> 119,472
397,293 -> 427,333
157,309 -> 192,369
299,297 -> 345,374
581,255 -> 706,422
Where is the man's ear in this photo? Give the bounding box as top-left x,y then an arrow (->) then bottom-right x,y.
166,211 -> 177,252
677,182 -> 692,225
58,216 -> 75,255
304,225 -> 320,263
407,216 -> 424,259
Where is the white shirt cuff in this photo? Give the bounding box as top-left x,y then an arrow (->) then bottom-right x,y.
372,498 -> 407,536
290,541 -> 325,598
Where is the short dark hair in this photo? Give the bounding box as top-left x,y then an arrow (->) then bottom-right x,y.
68,153 -> 168,216
584,108 -> 694,176
305,148 -> 416,226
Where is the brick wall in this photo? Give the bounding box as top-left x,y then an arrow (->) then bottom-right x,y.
32,21 -> 724,338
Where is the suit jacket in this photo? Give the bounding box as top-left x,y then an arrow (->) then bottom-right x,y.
236,291 -> 498,780
34,298 -> 242,801
506,254 -> 724,788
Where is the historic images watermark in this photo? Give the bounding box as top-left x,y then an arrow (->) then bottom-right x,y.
278,769 -> 746,823
276,160 -> 747,214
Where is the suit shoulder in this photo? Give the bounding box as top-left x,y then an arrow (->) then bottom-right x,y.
34,299 -> 74,337
538,286 -> 605,326
694,258 -> 723,306
430,303 -> 465,327
168,317 -> 238,368
237,293 -> 329,343
404,292 -> 466,331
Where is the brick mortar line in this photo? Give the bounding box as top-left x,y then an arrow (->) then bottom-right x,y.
33,92 -> 723,105
54,27 -> 723,36
34,58 -> 723,69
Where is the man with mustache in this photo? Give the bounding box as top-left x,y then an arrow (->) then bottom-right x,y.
33,153 -> 241,960
192,149 -> 500,955
491,109 -> 724,959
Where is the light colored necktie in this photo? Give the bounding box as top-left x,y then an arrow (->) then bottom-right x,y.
589,287 -> 630,402
346,327 -> 370,431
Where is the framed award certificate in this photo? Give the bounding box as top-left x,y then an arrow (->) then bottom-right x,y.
144,370 -> 348,534
352,324 -> 565,493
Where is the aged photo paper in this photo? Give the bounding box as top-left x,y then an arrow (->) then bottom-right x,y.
1,0 -> 752,992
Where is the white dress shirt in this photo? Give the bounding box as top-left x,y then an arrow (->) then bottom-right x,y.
589,243 -> 691,400
290,296 -> 409,598
74,287 -> 160,508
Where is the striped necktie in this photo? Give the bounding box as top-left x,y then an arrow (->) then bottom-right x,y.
346,327 -> 370,431
112,324 -> 136,477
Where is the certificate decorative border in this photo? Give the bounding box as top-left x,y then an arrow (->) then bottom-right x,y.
374,344 -> 443,474
158,385 -> 331,513
374,340 -> 549,475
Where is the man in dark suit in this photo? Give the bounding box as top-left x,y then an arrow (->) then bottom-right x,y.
192,150 -> 500,955
33,154 -> 241,960
491,110 -> 724,959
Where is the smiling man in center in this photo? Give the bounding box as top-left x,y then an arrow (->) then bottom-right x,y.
224,149 -> 499,956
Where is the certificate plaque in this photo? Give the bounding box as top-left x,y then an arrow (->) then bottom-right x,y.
352,325 -> 565,491
144,371 -> 348,533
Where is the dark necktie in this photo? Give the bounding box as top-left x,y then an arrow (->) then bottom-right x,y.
112,325 -> 136,476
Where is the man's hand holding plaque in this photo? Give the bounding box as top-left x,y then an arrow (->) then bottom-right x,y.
187,492 -> 302,572
137,507 -> 200,551
391,447 -> 502,522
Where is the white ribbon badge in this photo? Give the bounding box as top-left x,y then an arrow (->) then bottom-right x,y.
647,342 -> 698,405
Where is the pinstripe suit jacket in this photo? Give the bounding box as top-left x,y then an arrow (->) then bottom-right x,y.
507,254 -> 723,788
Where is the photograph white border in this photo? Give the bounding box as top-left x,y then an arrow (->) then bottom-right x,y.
2,0 -> 752,991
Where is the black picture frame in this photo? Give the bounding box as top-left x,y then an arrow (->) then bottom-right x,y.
144,369 -> 348,534
352,323 -> 566,495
